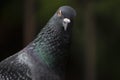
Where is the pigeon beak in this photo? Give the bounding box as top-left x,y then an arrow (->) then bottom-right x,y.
63,18 -> 71,31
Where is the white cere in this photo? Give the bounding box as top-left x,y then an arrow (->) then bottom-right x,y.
63,18 -> 71,23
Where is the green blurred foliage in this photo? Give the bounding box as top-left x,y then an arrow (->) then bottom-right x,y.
94,0 -> 120,80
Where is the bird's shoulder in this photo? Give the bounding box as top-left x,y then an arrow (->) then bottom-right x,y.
0,51 -> 32,80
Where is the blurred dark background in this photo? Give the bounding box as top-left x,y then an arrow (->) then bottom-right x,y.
0,0 -> 120,80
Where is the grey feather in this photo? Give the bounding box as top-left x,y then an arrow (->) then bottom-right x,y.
0,6 -> 76,80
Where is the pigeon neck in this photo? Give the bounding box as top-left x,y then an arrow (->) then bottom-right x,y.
33,21 -> 70,76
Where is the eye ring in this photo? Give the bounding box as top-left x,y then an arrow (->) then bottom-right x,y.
57,10 -> 62,17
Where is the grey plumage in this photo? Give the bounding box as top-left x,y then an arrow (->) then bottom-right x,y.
0,6 -> 76,80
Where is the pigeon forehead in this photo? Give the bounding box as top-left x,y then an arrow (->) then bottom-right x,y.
59,6 -> 76,18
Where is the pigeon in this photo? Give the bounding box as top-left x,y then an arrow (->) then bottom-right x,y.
0,6 -> 76,80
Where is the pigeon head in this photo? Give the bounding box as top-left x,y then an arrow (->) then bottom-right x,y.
53,6 -> 76,31
58,6 -> 76,19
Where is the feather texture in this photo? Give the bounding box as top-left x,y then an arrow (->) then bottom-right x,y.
0,6 -> 76,80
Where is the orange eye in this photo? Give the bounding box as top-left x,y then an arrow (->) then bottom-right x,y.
57,10 -> 62,17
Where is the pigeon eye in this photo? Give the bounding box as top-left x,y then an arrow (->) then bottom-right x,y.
57,10 -> 62,17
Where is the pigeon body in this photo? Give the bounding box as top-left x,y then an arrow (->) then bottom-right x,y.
0,6 -> 76,80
